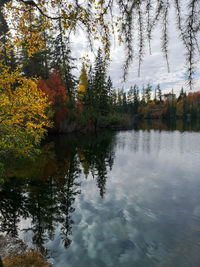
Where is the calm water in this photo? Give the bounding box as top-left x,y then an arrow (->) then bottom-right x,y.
1,121 -> 200,266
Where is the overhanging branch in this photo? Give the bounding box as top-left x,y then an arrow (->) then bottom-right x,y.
18,0 -> 61,20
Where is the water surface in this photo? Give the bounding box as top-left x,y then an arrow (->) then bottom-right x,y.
1,121 -> 200,266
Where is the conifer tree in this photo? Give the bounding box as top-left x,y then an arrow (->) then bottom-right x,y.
178,87 -> 186,101
154,88 -> 157,102
156,84 -> 162,102
122,90 -> 127,113
21,45 -> 49,79
20,15 -> 50,79
127,86 -> 133,105
145,83 -> 152,104
51,17 -> 76,99
93,48 -> 109,116
106,76 -> 113,106
133,84 -> 139,114
141,86 -> 146,105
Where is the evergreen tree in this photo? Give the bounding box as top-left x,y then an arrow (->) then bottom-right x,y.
93,48 -> 109,116
141,86 -> 146,105
21,45 -> 49,79
112,89 -> 117,108
20,15 -> 50,79
122,90 -> 127,113
81,50 -> 112,130
145,83 -> 152,104
84,65 -> 95,113
50,17 -> 77,99
127,86 -> 134,113
133,84 -> 139,114
117,89 -> 123,112
154,87 -> 157,102
106,76 -> 114,105
178,87 -> 186,101
127,86 -> 133,105
156,84 -> 162,102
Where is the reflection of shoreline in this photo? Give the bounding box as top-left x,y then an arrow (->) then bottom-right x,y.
116,121 -> 200,155
0,131 -> 116,257
133,119 -> 200,132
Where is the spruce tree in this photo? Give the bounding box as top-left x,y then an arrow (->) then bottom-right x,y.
106,76 -> 113,106
156,84 -> 162,102
20,15 -> 50,79
178,87 -> 186,101
133,84 -> 139,114
127,86 -> 134,114
122,90 -> 127,113
50,17 -> 76,99
154,88 -> 157,103
141,86 -> 146,105
145,83 -> 152,104
93,48 -> 109,116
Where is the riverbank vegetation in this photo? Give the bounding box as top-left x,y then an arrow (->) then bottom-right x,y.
2,250 -> 51,267
115,85 -> 200,121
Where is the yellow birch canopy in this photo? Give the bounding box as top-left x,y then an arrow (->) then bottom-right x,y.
0,64 -> 52,156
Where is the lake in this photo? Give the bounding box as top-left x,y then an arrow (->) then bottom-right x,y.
1,120 -> 200,267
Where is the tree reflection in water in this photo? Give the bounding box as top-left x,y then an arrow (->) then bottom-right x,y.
0,131 -> 116,254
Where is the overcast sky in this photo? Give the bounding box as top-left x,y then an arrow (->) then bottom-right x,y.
70,3 -> 200,96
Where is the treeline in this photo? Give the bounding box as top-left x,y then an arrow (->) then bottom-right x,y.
113,85 -> 200,120
1,10 -> 200,139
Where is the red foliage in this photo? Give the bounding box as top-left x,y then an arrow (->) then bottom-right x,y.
38,69 -> 67,106
38,70 -> 69,128
187,92 -> 200,106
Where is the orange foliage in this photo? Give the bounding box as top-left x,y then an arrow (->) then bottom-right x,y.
38,70 -> 69,128
187,92 -> 200,105
38,69 -> 67,106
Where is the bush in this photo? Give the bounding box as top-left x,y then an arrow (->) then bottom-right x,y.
3,250 -> 51,267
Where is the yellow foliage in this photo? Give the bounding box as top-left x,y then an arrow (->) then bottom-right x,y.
77,85 -> 86,101
77,84 -> 86,94
2,0 -> 112,59
0,66 -> 52,156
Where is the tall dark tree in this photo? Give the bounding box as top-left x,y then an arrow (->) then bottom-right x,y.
133,84 -> 139,114
145,83 -> 152,104
156,84 -> 162,102
20,15 -> 50,79
106,76 -> 114,105
141,86 -> 146,105
93,48 -> 110,116
21,45 -> 49,79
50,16 -> 77,99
